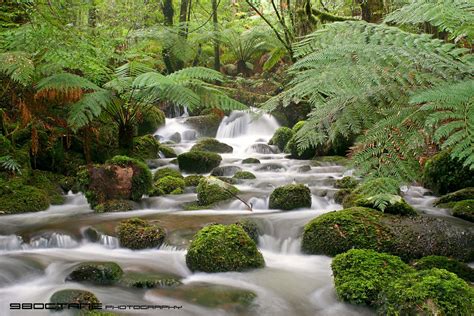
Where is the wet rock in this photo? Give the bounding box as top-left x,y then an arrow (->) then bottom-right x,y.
242,158 -> 260,164
182,130 -> 197,141
169,132 -> 182,144
185,114 -> 223,137
0,179 -> 49,214
236,219 -> 259,244
145,159 -> 167,169
191,138 -> 233,153
451,200 -> 474,222
159,144 -> 177,158
196,177 -> 239,206
335,176 -> 358,189
177,151 -> 222,173
153,167 -> 183,181
233,171 -> 256,180
256,163 -> 286,172
152,176 -> 185,195
83,227 -> 100,243
67,262 -> 123,285
136,107 -> 165,136
120,272 -> 181,289
355,194 -> 417,216
269,127 -> 294,151
434,188 -> 474,206
116,218 -> 165,250
412,255 -> 474,282
131,135 -> 161,160
247,143 -> 277,154
269,184 -> 312,211
211,165 -> 242,177
50,289 -> 100,309
297,165 -> 311,173
184,175 -> 204,187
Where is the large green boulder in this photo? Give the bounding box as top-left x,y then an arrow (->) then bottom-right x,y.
131,135 -> 161,160
67,262 -> 123,285
136,107 -> 165,136
332,249 -> 412,306
412,255 -> 474,282
451,199 -> 474,222
423,151 -> 474,195
196,177 -> 238,206
26,170 -> 65,205
116,218 -> 165,250
177,151 -> 222,173
186,224 -> 265,272
0,179 -> 49,214
434,187 -> 474,206
153,167 -> 183,181
269,184 -> 311,210
269,127 -> 294,152
378,268 -> 474,315
191,138 -> 233,153
153,176 -> 185,195
301,208 -> 393,256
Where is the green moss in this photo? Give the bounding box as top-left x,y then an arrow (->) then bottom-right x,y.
154,176 -> 185,195
332,249 -> 412,306
177,151 -> 222,173
301,207 -> 394,256
196,177 -> 239,206
159,144 -> 176,158
335,177 -> 358,189
378,268 -> 474,315
27,170 -> 65,205
269,184 -> 311,210
451,199 -> 474,222
269,127 -> 294,151
50,289 -> 100,308
131,135 -> 161,160
184,175 -> 204,187
236,219 -> 259,244
136,107 -> 165,136
434,187 -> 474,206
241,158 -> 260,164
186,224 -> 265,272
153,167 -> 183,181
116,218 -> 165,250
355,194 -> 417,216
233,171 -> 256,180
95,200 -> 135,213
0,179 -> 50,214
284,135 -> 315,159
334,189 -> 352,204
120,272 -> 181,288
67,262 -> 123,285
423,151 -> 474,195
191,138 -> 233,153
412,256 -> 474,282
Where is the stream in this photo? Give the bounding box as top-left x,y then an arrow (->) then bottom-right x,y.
0,109 -> 456,315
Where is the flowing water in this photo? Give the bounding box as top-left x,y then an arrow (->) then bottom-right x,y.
1,108 -> 459,315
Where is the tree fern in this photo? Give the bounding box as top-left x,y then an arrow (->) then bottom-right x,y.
0,51 -> 35,86
0,155 -> 22,175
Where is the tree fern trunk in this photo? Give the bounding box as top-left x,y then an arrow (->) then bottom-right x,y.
118,124 -> 135,149
212,0 -> 220,71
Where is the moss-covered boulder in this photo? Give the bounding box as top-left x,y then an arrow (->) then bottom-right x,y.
186,224 -> 265,272
434,187 -> 474,206
269,127 -> 294,152
335,177 -> 358,190
26,170 -> 66,205
423,151 -> 474,195
158,144 -> 176,158
136,107 -> 165,136
0,180 -> 49,215
116,218 -> 165,250
242,158 -> 260,164
120,272 -> 181,288
378,268 -> 474,315
153,167 -> 183,181
153,176 -> 185,195
355,194 -> 417,216
177,151 -> 222,173
269,184 -> 311,210
302,208 -> 393,256
191,138 -> 233,153
131,135 -> 161,160
451,199 -> 474,222
95,199 -> 136,213
196,177 -> 238,206
67,262 -> 123,285
236,219 -> 259,244
332,249 -> 412,306
184,175 -> 204,187
78,156 -> 152,209
50,289 -> 100,308
412,255 -> 474,282
334,189 -> 352,204
185,113 -> 223,137
233,171 -> 256,180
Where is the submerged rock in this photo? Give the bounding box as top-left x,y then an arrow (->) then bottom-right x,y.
186,224 -> 265,272
247,143 -> 277,154
67,262 -> 123,285
269,184 -> 312,210
210,165 -> 241,177
256,163 -> 286,172
120,271 -> 181,288
242,157 -> 260,164
116,218 -> 165,250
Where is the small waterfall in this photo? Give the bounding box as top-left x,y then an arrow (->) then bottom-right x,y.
0,235 -> 24,251
0,233 -> 79,251
259,235 -> 302,254
98,234 -> 120,248
216,109 -> 280,139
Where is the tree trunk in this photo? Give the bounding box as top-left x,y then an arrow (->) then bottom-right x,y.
211,0 -> 220,71
161,0 -> 175,74
118,123 -> 135,149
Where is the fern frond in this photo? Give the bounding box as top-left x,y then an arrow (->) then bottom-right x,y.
0,155 -> 22,175
36,73 -> 102,93
0,51 -> 35,86
67,90 -> 114,131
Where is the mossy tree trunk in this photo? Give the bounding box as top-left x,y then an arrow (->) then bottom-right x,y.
118,123 -> 135,150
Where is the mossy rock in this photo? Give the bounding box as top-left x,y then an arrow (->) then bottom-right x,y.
185,114 -> 223,137
153,167 -> 183,181
0,179 -> 49,214
378,268 -> 474,315
332,249 -> 412,306
451,199 -> 474,222
154,176 -> 185,195
50,289 -> 100,308
412,255 -> 474,282
301,208 -> 394,256
216,176 -> 239,185
158,144 -> 177,158
116,218 -> 165,250
269,184 -> 311,210
191,138 -> 233,153
269,127 -> 294,152
355,194 -> 417,216
334,189 -> 352,204
242,158 -> 260,164
120,272 -> 181,289
196,177 -> 238,206
233,171 -> 256,180
335,176 -> 358,189
131,135 -> 161,160
184,175 -> 204,187
434,187 -> 474,206
236,219 -> 259,244
67,262 -> 123,285
211,165 -> 242,177
177,151 -> 222,173
27,170 -> 65,205
284,135 -> 315,159
136,107 -> 165,136
423,151 -> 474,195
186,224 -> 265,272
95,199 -> 136,213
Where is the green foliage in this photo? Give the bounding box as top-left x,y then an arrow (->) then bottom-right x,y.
269,127 -> 294,151
154,176 -> 185,195
191,138 -> 233,153
196,177 -> 238,206
301,208 -> 394,256
331,249 -> 412,306
154,167 -> 183,181
177,151 -> 222,173
378,268 -> 474,315
423,151 -> 474,195
334,177 -> 358,189
116,218 -> 165,250
355,194 -> 417,216
233,171 -> 256,180
67,262 -> 123,285
269,184 -> 312,210
412,255 -> 474,282
136,107 -> 165,136
186,224 -> 265,272
353,178 -> 400,196
451,199 -> 474,222
0,155 -> 22,175
0,179 -> 50,214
